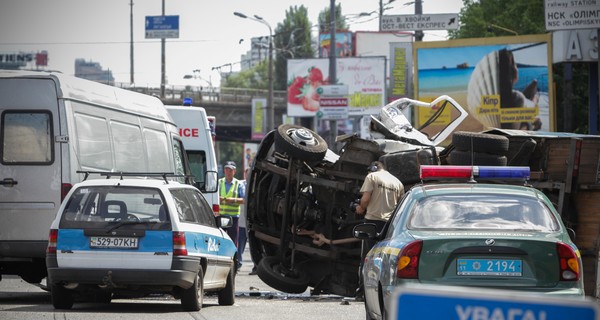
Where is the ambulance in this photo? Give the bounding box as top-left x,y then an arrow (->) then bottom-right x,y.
165,105 -> 219,214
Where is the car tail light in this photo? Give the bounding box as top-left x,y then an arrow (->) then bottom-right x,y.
557,242 -> 580,281
61,183 -> 73,201
173,231 -> 188,256
47,229 -> 58,254
212,204 -> 220,216
397,240 -> 422,279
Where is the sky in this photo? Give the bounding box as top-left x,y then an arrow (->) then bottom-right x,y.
0,0 -> 464,88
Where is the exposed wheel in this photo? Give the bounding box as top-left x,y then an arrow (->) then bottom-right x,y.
452,131 -> 509,155
181,270 -> 204,311
274,124 -> 328,162
448,150 -> 507,166
217,265 -> 235,306
257,256 -> 309,294
51,283 -> 74,310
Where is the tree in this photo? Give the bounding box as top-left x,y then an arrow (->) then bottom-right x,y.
317,3 -> 348,34
221,61 -> 268,89
448,0 -> 545,39
273,5 -> 315,91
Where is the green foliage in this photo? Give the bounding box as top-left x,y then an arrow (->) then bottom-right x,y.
448,0 -> 545,39
317,3 -> 348,33
273,5 -> 315,90
221,61 -> 268,89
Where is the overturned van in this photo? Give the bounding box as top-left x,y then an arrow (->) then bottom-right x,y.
246,96 -> 468,296
0,70 -> 192,285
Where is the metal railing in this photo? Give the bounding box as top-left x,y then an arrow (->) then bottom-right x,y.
115,82 -> 286,106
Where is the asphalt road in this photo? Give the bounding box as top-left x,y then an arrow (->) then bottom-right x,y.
0,247 -> 365,320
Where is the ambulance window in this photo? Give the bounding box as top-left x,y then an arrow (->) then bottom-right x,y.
1,111 -> 53,165
188,151 -> 207,186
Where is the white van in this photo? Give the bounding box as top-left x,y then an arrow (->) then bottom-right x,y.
0,70 -> 194,285
165,105 -> 219,214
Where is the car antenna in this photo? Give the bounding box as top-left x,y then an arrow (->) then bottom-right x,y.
469,136 -> 476,183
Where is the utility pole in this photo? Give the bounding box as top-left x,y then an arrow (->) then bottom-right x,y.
160,0 -> 166,98
415,0 -> 424,41
129,0 -> 134,85
328,0 -> 337,148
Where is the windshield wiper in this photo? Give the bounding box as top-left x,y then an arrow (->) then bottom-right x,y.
106,220 -> 153,233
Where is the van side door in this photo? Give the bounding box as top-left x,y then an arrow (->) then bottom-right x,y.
0,78 -> 62,262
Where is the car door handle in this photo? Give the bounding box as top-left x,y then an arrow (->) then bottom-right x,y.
1,178 -> 18,187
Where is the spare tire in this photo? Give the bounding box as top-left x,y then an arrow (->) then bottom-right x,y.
448,150 -> 507,166
452,131 -> 509,155
274,124 -> 328,162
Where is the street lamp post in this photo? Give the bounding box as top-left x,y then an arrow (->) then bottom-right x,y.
234,12 -> 275,133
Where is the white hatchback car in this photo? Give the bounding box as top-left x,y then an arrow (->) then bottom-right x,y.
46,172 -> 237,311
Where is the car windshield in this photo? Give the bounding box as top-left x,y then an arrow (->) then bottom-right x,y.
59,185 -> 169,229
407,193 -> 560,231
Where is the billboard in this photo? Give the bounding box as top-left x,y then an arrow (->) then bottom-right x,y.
414,34 -> 554,132
319,31 -> 353,58
287,57 -> 386,117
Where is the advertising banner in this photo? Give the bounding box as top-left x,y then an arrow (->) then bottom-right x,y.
251,98 -> 266,141
287,57 -> 386,117
415,34 -> 554,132
389,42 -> 413,100
319,32 -> 353,58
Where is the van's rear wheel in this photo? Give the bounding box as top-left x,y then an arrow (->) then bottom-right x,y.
257,256 -> 309,294
181,270 -> 204,311
51,284 -> 74,310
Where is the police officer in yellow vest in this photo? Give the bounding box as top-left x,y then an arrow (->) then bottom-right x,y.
219,161 -> 245,263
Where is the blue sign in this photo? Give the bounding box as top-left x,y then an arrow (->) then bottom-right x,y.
145,15 -> 179,39
391,285 -> 599,320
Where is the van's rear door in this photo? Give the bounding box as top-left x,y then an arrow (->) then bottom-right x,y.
0,77 -> 61,258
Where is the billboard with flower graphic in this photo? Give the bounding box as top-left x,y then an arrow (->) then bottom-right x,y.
286,57 -> 386,117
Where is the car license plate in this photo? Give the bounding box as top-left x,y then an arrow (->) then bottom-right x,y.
457,258 -> 522,276
90,236 -> 139,249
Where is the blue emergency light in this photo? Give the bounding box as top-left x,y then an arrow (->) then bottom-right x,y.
420,165 -> 530,181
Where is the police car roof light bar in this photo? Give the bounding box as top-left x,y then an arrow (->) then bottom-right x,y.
420,165 -> 530,181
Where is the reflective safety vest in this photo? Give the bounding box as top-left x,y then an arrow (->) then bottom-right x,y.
219,178 -> 241,216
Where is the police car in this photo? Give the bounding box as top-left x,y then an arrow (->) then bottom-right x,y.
46,172 -> 237,311
354,166 -> 584,320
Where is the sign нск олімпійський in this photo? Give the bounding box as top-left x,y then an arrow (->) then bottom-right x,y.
545,0 -> 600,31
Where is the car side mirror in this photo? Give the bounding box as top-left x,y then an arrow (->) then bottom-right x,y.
204,170 -> 218,193
353,223 -> 378,240
216,215 -> 233,229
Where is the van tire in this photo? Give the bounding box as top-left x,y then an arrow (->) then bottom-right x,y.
275,124 -> 328,162
218,265 -> 235,306
257,256 -> 309,294
51,284 -> 74,310
452,131 -> 509,155
448,150 -> 507,166
181,270 -> 204,311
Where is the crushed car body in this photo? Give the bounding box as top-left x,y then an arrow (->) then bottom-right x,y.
245,95 -> 468,296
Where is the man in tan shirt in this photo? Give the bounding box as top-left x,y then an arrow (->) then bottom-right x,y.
355,161 -> 404,249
